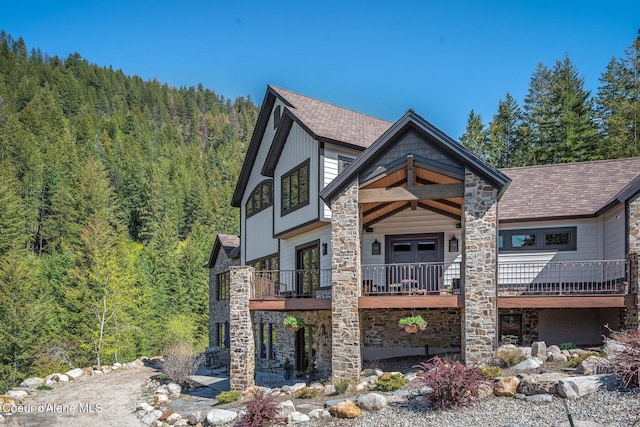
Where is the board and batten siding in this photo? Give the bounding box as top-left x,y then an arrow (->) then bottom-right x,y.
273,122 -> 319,236
321,144 -> 361,220
361,208 -> 461,266
603,205 -> 625,260
240,100 -> 284,264
279,225 -> 332,272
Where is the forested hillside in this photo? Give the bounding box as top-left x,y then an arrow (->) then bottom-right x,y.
0,32 -> 258,392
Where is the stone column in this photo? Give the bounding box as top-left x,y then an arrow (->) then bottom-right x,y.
330,179 -> 362,383
229,266 -> 255,390
462,169 -> 498,365
625,195 -> 640,329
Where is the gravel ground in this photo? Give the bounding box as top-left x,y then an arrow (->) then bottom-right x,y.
309,389 -> 640,427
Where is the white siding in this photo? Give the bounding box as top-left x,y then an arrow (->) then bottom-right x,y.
603,205 -> 625,260
279,225 -> 332,271
361,208 -> 461,266
240,100 -> 284,264
273,122 -> 319,235
321,145 -> 361,220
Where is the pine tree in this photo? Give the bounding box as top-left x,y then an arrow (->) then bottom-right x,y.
488,93 -> 526,167
459,110 -> 491,162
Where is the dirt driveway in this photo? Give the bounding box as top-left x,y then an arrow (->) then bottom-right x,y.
6,364 -> 158,427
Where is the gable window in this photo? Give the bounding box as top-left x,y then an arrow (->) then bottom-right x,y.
217,271 -> 230,301
281,159 -> 310,215
246,180 -> 273,218
338,155 -> 354,174
499,227 -> 577,252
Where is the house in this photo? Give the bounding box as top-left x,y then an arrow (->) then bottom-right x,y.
206,85 -> 640,390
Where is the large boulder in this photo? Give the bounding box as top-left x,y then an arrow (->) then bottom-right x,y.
494,376 -> 520,397
518,373 -> 568,396
329,399 -> 361,419
66,368 -> 84,379
45,373 -> 70,383
276,400 -> 296,419
308,408 -> 331,419
287,411 -> 311,424
323,384 -> 337,395
357,392 -> 387,411
6,390 -> 28,401
576,356 -> 613,375
547,352 -> 568,362
557,374 -> 619,399
206,409 -> 238,426
511,357 -> 544,372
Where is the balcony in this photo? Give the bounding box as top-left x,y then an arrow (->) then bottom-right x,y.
361,262 -> 461,296
250,269 -> 332,311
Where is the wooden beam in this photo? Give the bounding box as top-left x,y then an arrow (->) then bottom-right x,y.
407,155 -> 415,187
358,295 -> 463,309
359,183 -> 464,203
249,298 -> 331,311
498,295 -> 628,309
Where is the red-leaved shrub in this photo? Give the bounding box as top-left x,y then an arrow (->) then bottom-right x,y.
605,327 -> 640,389
236,389 -> 280,427
415,356 -> 483,410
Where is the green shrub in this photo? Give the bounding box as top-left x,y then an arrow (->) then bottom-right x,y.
416,357 -> 483,410
334,380 -> 350,394
564,352 -> 597,368
216,390 -> 241,404
496,349 -> 526,367
238,389 -> 279,427
478,365 -> 503,380
559,342 -> 576,351
297,387 -> 320,399
375,373 -> 408,392
37,385 -> 53,391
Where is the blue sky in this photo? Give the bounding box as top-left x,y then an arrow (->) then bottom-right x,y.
3,0 -> 639,138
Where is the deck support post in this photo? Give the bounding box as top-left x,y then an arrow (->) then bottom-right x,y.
625,194 -> 640,329
229,266 -> 255,390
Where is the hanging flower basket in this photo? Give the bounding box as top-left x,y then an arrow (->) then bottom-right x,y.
283,315 -> 305,331
398,315 -> 427,333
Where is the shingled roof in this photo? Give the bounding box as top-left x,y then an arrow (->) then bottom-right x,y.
499,158 -> 640,222
204,234 -> 240,268
270,85 -> 392,148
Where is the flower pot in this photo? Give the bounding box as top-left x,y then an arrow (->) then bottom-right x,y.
404,325 -> 419,334
286,326 -> 300,332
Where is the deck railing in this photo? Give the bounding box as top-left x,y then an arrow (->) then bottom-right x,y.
361,262 -> 462,296
252,269 -> 332,299
497,259 -> 629,295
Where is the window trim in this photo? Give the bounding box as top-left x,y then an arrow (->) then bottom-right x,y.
246,180 -> 273,218
247,253 -> 280,271
281,159 -> 310,216
217,271 -> 230,301
499,227 -> 577,252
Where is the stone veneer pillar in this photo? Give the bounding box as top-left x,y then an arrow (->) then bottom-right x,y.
229,266 -> 255,390
625,195 -> 640,329
330,179 -> 362,383
462,169 -> 498,365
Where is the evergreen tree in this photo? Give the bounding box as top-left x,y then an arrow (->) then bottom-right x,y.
596,32 -> 640,158
488,93 -> 526,167
459,110 -> 490,162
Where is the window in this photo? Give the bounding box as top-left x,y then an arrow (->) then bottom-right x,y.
281,160 -> 310,215
217,271 -> 230,301
217,322 -> 229,349
246,180 -> 273,218
499,314 -> 522,346
338,155 -> 354,174
249,254 -> 279,272
255,322 -> 277,360
499,227 -> 576,252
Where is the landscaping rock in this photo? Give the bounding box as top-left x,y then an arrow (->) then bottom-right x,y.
167,382 -> 182,396
141,409 -> 163,424
557,374 -> 619,399
357,392 -> 387,410
362,368 -> 383,377
547,345 -> 561,354
0,396 -> 19,412
324,398 -> 345,408
576,356 -> 613,375
19,377 -> 43,389
477,383 -> 494,399
206,409 -> 237,426
165,412 -> 182,424
45,373 -> 70,383
518,373 -> 568,395
287,411 -> 310,424
277,400 -> 296,419
322,384 -> 336,395
5,390 -> 28,401
511,357 -> 543,372
494,376 -> 520,397
404,372 -> 417,381
547,352 -> 568,362
289,382 -> 306,393
603,339 -> 625,360
523,394 -> 553,403
364,374 -> 378,384
308,409 -> 331,419
187,410 -> 207,424
329,399 -> 361,419
66,368 -> 84,379
531,341 -> 547,360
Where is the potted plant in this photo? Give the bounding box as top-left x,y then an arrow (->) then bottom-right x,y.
305,363 -> 317,382
283,315 -> 305,331
398,315 -> 427,333
282,358 -> 294,380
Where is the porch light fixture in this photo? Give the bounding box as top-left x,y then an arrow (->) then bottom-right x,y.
372,239 -> 381,255
448,236 -> 459,252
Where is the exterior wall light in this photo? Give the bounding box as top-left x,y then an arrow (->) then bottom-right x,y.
449,235 -> 459,252
372,239 -> 381,255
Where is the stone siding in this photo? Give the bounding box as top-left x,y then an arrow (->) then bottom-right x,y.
462,170 -> 498,365
208,250 -> 237,349
330,179 -> 362,383
229,266 -> 255,390
361,308 -> 461,352
627,194 -> 640,329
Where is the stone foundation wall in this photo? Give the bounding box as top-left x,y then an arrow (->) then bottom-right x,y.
330,179 -> 362,383
462,170 -> 498,365
208,251 -> 237,348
